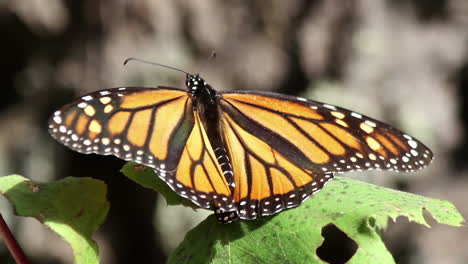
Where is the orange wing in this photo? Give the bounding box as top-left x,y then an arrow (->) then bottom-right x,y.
49,87 -> 192,169
49,87 -> 233,211
220,91 -> 433,174
219,91 -> 433,220
171,110 -> 234,212
220,110 -> 333,220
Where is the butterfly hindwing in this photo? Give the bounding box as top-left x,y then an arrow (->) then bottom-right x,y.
220,107 -> 333,220
171,110 -> 235,215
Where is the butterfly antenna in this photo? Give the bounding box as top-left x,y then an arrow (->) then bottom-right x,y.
198,51 -> 217,74
123,57 -> 190,75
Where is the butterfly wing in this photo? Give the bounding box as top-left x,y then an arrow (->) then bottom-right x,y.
49,87 -> 192,168
49,86 -> 233,211
220,111 -> 333,220
220,91 -> 433,173
219,91 -> 433,220
173,110 -> 235,216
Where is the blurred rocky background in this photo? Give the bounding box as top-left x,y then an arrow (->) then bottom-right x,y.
0,0 -> 467,263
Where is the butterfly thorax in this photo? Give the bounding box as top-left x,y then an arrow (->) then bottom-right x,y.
186,74 -> 220,124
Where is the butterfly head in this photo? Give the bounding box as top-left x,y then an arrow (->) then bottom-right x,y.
186,74 -> 218,106
186,74 -> 207,94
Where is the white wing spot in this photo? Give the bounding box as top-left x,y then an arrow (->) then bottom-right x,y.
408,140 -> 418,149
82,95 -> 93,101
365,120 -> 377,127
53,116 -> 62,124
351,112 -> 362,119
77,102 -> 87,108
101,138 -> 110,145
323,104 -> 337,110
403,134 -> 412,140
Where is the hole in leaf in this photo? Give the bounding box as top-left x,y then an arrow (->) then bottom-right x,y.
316,224 -> 358,264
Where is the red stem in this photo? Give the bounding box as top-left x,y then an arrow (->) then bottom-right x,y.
0,213 -> 29,264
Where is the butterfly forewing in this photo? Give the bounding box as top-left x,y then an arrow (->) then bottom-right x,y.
220,91 -> 433,174
49,87 -> 193,169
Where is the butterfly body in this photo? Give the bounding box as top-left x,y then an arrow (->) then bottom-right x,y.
49,73 -> 433,223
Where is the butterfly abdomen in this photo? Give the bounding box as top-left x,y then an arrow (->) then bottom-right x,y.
214,147 -> 235,188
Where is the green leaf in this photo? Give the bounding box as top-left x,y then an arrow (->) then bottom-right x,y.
121,163 -> 464,262
0,175 -> 109,264
167,177 -> 464,264
121,162 -> 197,208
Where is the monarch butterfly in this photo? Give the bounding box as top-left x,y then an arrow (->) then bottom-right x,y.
49,63 -> 433,223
